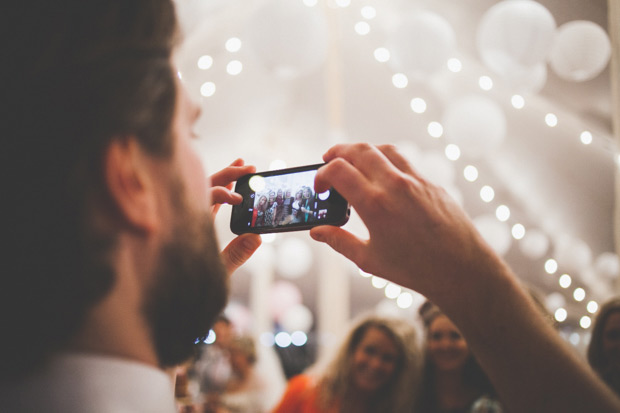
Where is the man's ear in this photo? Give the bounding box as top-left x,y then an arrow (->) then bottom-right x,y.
103,138 -> 159,234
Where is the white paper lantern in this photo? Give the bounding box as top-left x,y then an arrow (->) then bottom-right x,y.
594,252 -> 620,280
244,0 -> 328,79
442,95 -> 506,158
500,63 -> 547,94
549,21 -> 611,82
477,0 -> 556,76
519,228 -> 549,259
276,237 -> 313,278
473,215 -> 512,256
545,292 -> 566,311
416,151 -> 456,188
388,12 -> 456,77
269,281 -> 302,320
279,304 -> 313,333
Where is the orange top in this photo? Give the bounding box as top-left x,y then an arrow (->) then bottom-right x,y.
272,374 -> 339,413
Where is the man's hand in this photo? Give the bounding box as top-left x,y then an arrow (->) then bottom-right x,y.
309,143 -> 494,299
209,159 -> 261,274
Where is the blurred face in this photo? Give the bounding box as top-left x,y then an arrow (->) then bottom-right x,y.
143,81 -> 228,368
603,311 -> 620,371
427,315 -> 470,372
351,327 -> 399,393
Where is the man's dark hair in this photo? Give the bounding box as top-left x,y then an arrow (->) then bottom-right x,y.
2,0 -> 179,379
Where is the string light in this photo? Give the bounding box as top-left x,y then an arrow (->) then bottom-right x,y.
374,47 -> 390,62
447,58 -> 462,73
464,165 -> 479,182
445,144 -> 461,161
225,37 -> 242,53
410,97 -> 427,114
480,185 -> 495,202
511,94 -> 525,109
355,21 -> 370,35
559,274 -> 572,288
511,223 -> 525,239
545,113 -> 558,127
427,122 -> 443,138
200,82 -> 216,97
479,75 -> 493,90
361,6 -> 376,19
580,131 -> 593,145
197,55 -> 213,70
392,73 -> 408,88
545,259 -> 558,274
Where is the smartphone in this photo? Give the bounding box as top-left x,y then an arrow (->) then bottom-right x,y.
230,163 -> 350,234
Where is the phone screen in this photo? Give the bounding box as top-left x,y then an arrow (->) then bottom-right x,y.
230,163 -> 349,234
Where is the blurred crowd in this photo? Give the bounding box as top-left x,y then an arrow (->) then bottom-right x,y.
174,296 -> 620,413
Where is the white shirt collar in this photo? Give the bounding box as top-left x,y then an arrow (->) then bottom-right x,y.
0,353 -> 177,413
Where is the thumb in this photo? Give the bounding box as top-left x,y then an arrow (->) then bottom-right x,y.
221,233 -> 262,275
310,226 -> 368,269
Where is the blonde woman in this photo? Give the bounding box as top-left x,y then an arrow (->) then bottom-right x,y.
273,315 -> 421,413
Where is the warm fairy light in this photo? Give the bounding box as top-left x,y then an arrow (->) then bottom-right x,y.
427,121 -> 443,138
371,276 -> 388,289
480,185 -> 495,202
197,55 -> 213,70
385,283 -> 402,299
511,95 -> 525,109
226,60 -> 243,75
554,308 -> 567,322
587,301 -> 599,314
200,82 -> 216,97
355,21 -> 371,35
374,47 -> 390,62
392,73 -> 408,88
447,58 -> 462,72
545,113 -> 558,127
225,37 -> 242,53
445,144 -> 461,161
495,205 -> 510,222
361,6 -> 376,19
479,75 -> 493,90
464,165 -> 479,182
580,131 -> 593,145
410,97 -> 427,114
559,274 -> 572,288
545,259 -> 558,274
511,223 -> 525,239
397,292 -> 414,309
580,316 -> 592,329
573,287 -> 586,302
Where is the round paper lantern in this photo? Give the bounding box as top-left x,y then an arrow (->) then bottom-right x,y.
545,292 -> 566,311
477,0 -> 556,76
244,0 -> 328,79
416,151 -> 456,188
594,252 -> 619,280
388,12 -> 456,77
279,304 -> 313,333
269,281 -> 302,320
473,215 -> 512,256
549,21 -> 611,82
442,95 -> 506,158
519,228 -> 549,259
553,236 -> 592,273
500,63 -> 547,94
275,237 -> 313,279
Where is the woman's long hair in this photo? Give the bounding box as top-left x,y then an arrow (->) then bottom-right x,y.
314,314 -> 422,413
587,297 -> 620,395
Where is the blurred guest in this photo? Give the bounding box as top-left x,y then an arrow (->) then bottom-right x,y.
415,301 -> 501,413
193,316 -> 235,398
213,336 -> 268,413
273,315 -> 421,413
588,297 -> 620,396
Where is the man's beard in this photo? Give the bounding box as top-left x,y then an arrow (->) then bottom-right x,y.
143,185 -> 229,368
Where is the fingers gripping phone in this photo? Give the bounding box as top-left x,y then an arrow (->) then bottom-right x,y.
230,163 -> 350,234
